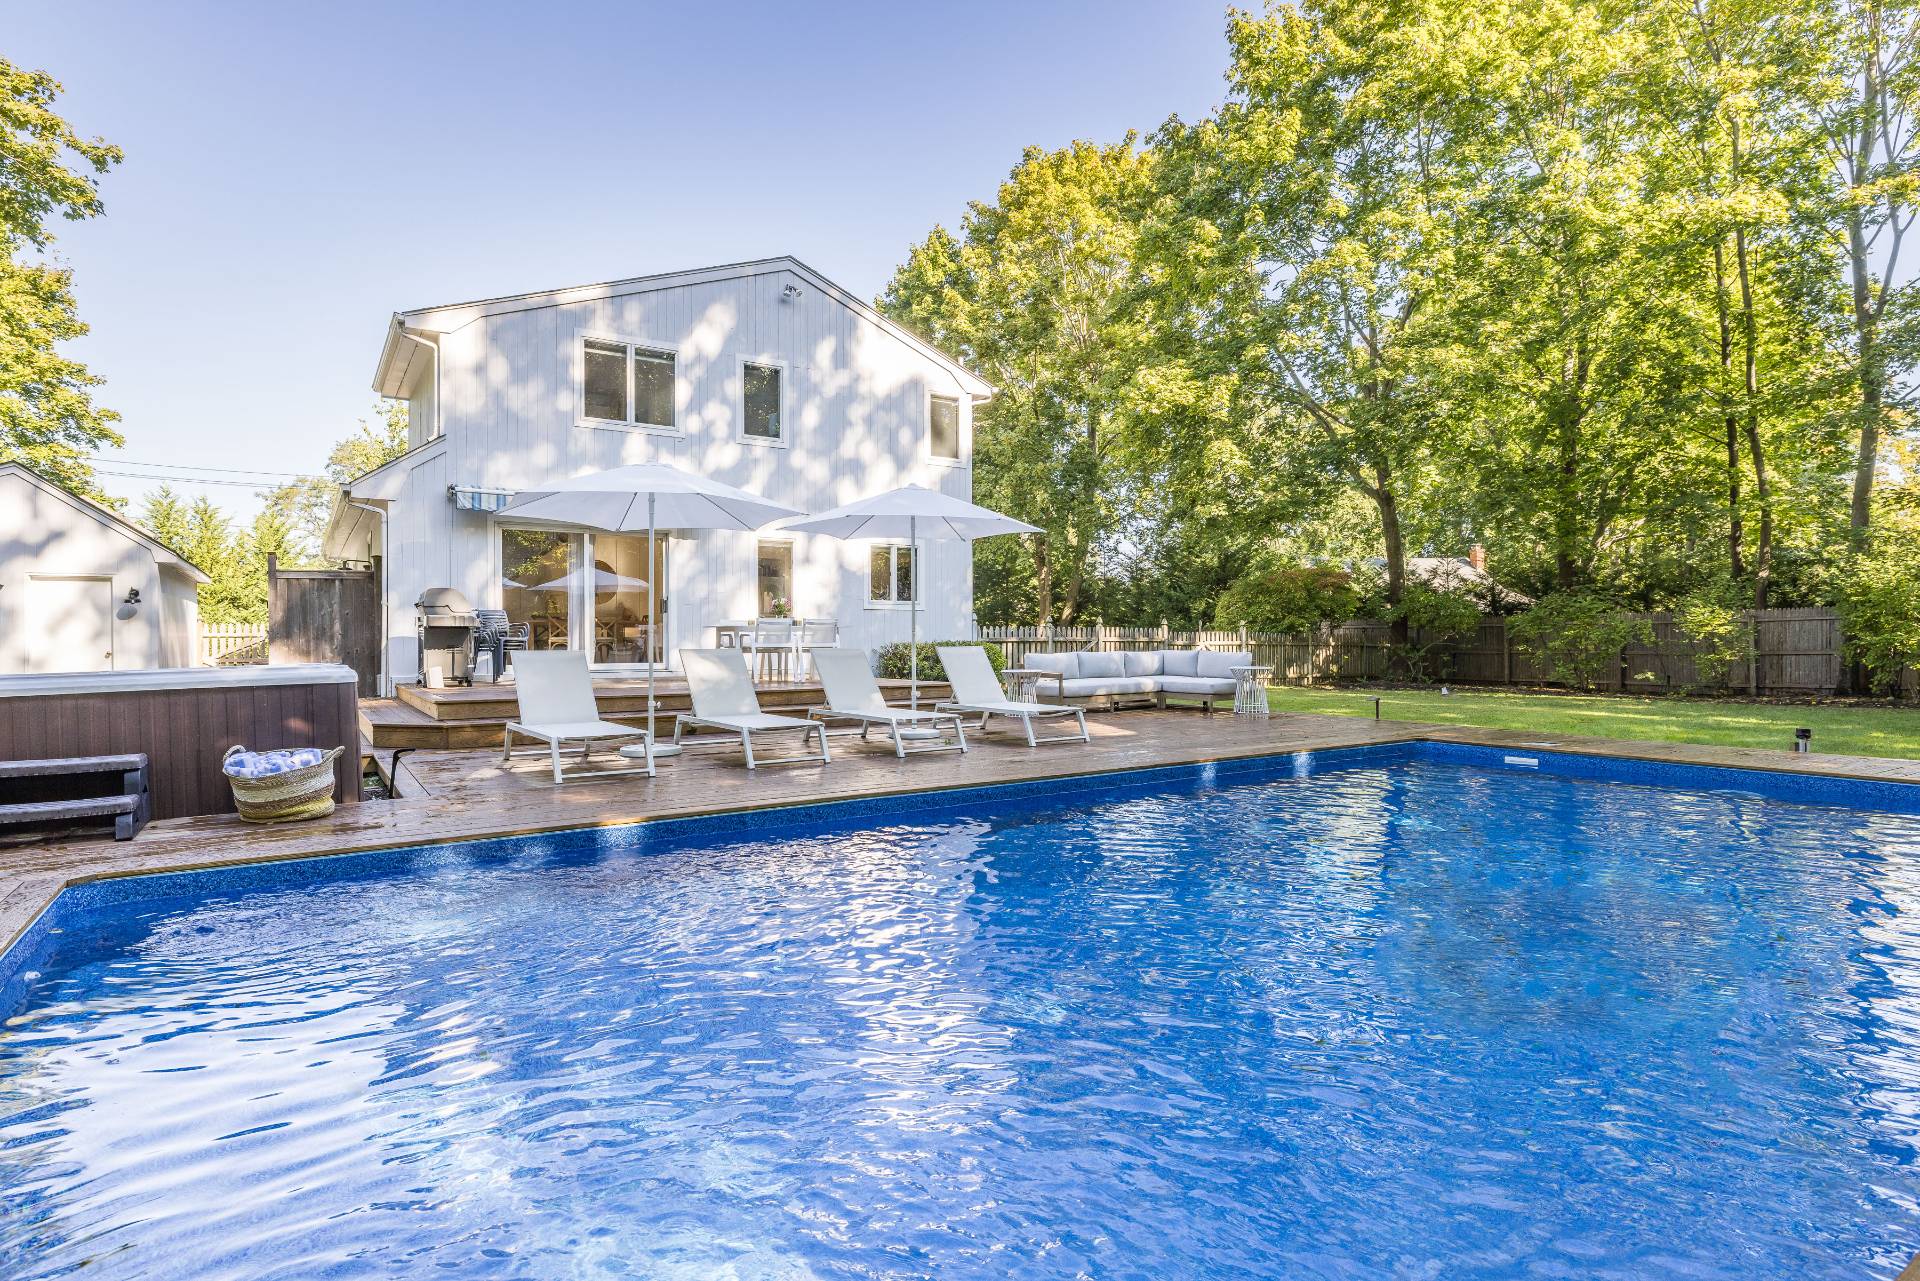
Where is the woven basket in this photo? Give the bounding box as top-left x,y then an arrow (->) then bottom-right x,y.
224,745 -> 344,823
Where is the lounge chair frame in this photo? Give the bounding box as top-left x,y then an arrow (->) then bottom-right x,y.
676,648 -> 832,769
501,652 -> 655,783
933,645 -> 1091,747
805,647 -> 968,759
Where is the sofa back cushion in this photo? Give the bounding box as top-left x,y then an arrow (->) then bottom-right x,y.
1197,650 -> 1253,679
1160,648 -> 1201,677
1077,650 -> 1126,679
1027,651 -> 1079,679
1122,649 -> 1163,677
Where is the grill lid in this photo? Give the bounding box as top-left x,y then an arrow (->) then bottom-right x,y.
415,587 -> 475,615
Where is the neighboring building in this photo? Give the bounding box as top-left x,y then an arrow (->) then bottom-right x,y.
1405,545 -> 1534,610
323,257 -> 993,693
0,463 -> 207,674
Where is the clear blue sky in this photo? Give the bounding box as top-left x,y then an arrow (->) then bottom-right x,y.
10,1 -> 1231,517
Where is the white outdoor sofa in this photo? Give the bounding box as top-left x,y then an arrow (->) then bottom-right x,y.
1023,648 -> 1255,712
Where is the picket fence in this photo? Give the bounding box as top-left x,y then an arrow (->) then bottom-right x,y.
977,609 -> 1911,697
198,622 -> 267,666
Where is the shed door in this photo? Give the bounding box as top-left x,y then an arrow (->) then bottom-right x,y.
29,576 -> 115,672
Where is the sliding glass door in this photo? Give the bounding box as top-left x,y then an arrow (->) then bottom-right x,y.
498,528 -> 667,668
587,532 -> 667,667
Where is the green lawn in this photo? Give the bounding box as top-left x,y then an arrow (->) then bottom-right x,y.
1266,684 -> 1920,760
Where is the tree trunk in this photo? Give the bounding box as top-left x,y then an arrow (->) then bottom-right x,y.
1033,535 -> 1054,622
1847,52 -> 1885,540
1369,464 -> 1410,661
1734,227 -> 1773,608
1714,239 -> 1747,579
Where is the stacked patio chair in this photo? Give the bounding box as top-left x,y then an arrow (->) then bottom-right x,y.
473,609 -> 531,683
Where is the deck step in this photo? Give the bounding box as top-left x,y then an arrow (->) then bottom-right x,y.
0,795 -> 140,821
0,753 -> 147,779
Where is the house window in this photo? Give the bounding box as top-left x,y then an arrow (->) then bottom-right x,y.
869,544 -> 915,604
757,540 -> 792,616
501,527 -> 578,652
930,395 -> 960,460
743,361 -> 782,440
582,337 -> 676,428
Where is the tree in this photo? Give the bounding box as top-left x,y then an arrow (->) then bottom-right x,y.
0,57 -> 123,499
257,399 -> 410,564
881,141 -> 1161,622
1819,0 -> 1920,540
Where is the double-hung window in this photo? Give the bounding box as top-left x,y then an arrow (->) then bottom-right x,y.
582,337 -> 676,429
868,545 -> 915,605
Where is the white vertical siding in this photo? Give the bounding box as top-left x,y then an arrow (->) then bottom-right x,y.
379,263 -> 982,684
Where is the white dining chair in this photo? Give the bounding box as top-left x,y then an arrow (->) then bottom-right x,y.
739,618 -> 798,683
797,618 -> 838,680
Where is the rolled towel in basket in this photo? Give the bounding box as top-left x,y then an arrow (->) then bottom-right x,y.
222,747 -> 331,779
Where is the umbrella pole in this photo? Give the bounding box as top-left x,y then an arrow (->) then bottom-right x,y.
640,493 -> 678,761
909,515 -> 919,709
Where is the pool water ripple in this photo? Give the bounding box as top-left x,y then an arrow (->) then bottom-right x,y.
3,760 -> 1920,1278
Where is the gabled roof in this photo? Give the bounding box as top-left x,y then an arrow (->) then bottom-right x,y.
0,462 -> 211,583
372,255 -> 992,400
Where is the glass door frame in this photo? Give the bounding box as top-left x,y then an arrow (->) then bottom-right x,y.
492,520 -> 673,673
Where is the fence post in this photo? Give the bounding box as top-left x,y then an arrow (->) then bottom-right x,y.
1238,623 -> 1249,652
1749,615 -> 1760,697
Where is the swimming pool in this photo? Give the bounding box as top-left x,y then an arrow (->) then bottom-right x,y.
3,743 -> 1920,1279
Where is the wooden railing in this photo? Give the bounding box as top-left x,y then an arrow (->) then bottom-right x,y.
199,622 -> 267,666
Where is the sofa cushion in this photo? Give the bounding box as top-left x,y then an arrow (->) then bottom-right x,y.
1158,675 -> 1236,695
1061,676 -> 1158,697
1077,651 -> 1126,679
1122,649 -> 1163,677
1160,648 -> 1201,677
1027,651 -> 1078,679
1197,650 -> 1253,679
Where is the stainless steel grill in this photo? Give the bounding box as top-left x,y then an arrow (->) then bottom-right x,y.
415,587 -> 477,686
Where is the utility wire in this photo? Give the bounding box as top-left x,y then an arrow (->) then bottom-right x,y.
87,455 -> 314,479
93,468 -> 316,489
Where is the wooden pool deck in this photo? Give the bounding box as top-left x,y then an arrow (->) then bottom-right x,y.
4,708 -> 1919,961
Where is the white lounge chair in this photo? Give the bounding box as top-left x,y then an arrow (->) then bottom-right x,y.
935,644 -> 1090,747
675,648 -> 832,769
501,651 -> 655,782
807,647 -> 968,758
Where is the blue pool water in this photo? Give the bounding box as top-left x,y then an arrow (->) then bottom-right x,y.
4,746 -> 1920,1279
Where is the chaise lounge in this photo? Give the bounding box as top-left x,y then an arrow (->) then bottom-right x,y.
1023,648 -> 1254,712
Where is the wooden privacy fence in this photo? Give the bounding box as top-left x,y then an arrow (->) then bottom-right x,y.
978,609 -> 1908,696
267,557 -> 381,697
198,622 -> 267,666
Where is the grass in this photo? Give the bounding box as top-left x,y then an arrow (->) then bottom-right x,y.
1265,684 -> 1920,761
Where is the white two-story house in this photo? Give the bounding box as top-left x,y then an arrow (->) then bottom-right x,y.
324,258 -> 993,693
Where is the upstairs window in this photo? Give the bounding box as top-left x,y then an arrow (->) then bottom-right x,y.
743,361 -> 782,441
869,544 -> 915,604
929,394 -> 960,460
582,337 -> 676,429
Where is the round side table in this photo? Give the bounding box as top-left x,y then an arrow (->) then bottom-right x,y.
1001,667 -> 1044,703
1230,665 -> 1272,717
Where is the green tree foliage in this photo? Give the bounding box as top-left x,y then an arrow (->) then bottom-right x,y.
138,402 -> 411,623
1837,483 -> 1920,686
0,58 -> 123,499
874,641 -> 1005,683
1509,592 -> 1659,688
1213,562 -> 1358,633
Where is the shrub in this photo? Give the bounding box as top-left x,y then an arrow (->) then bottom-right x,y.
1673,587 -> 1750,690
1508,591 -> 1655,689
1837,501 -> 1920,692
1394,583 -> 1483,682
875,640 -> 1005,683
1214,561 -> 1358,633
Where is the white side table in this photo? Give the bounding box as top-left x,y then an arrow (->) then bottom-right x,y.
1230,665 -> 1272,717
1001,667 -> 1044,703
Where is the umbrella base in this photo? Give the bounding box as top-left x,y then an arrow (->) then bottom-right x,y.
620,739 -> 681,761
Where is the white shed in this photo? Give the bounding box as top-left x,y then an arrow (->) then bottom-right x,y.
0,463 -> 208,674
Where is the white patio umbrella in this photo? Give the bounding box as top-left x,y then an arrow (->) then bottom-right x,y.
532,567 -> 651,594
781,484 -> 1038,708
497,463 -> 804,758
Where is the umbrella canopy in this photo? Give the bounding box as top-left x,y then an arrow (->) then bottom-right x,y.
783,486 -> 1037,708
531,568 -> 650,594
497,462 -> 803,533
779,484 -> 1039,541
